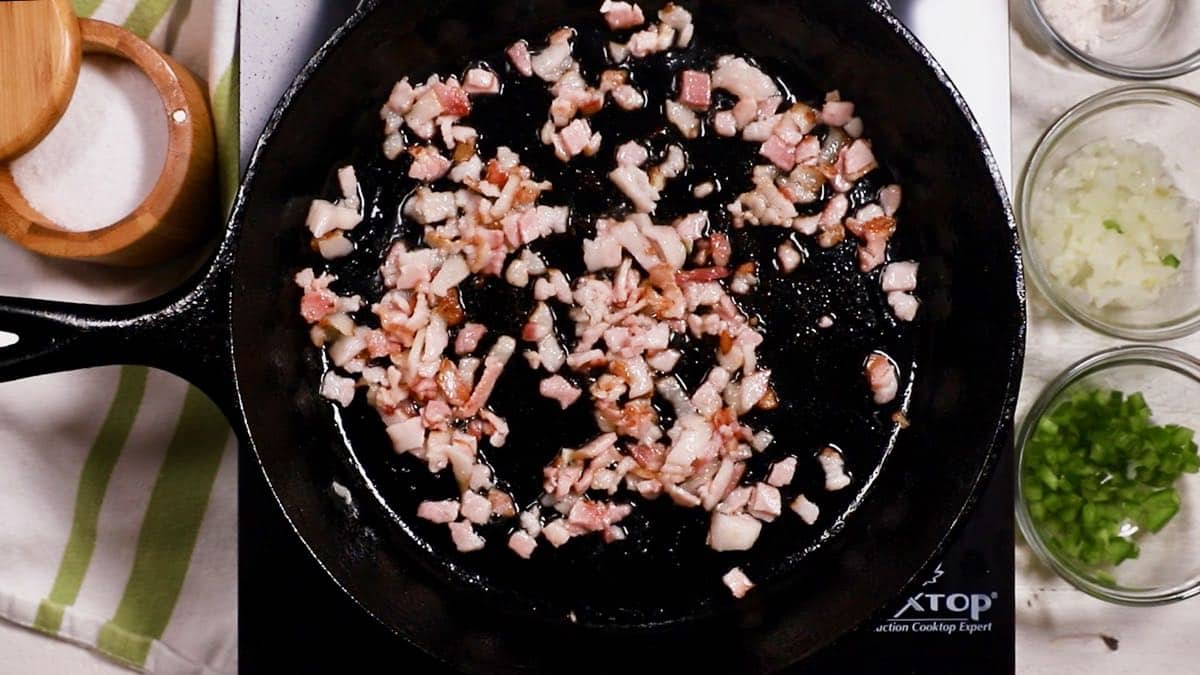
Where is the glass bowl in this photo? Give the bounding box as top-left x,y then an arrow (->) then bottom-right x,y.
1016,346 -> 1200,605
1017,85 -> 1200,340
1028,0 -> 1200,79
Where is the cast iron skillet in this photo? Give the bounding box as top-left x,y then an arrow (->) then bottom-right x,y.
0,0 -> 1025,671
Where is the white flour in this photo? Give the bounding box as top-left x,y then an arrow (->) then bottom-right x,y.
10,54 -> 167,233
1038,0 -> 1153,52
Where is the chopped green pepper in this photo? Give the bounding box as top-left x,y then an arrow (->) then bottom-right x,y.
1162,254 -> 1181,269
1103,219 -> 1124,234
1023,388 -> 1198,569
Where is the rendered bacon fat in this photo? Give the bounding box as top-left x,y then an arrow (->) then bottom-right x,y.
298,1 -> 918,598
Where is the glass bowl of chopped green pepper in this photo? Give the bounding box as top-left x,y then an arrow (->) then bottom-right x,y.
1017,345 -> 1200,605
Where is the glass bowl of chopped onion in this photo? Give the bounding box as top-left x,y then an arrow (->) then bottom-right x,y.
1017,346 -> 1200,605
1029,0 -> 1200,79
1018,85 -> 1200,340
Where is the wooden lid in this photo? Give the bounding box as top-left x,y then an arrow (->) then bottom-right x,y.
0,0 -> 81,162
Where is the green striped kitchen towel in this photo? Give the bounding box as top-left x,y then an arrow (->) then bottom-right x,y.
0,1 -> 239,673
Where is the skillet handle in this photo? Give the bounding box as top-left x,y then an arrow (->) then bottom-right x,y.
0,268 -> 237,419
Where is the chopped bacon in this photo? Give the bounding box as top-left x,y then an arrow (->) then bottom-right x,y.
708,512 -> 762,551
866,352 -> 899,405
678,70 -> 711,110
791,494 -> 820,525
306,7 -> 913,580
542,518 -> 573,547
417,499 -> 460,524
540,375 -> 582,408
460,490 -> 493,524
455,323 -> 487,355
888,291 -> 919,322
448,520 -> 486,552
600,0 -> 646,29
722,567 -> 755,598
508,530 -> 538,558
776,241 -> 802,273
434,82 -> 471,117
320,372 -> 356,407
819,446 -> 851,491
300,290 -> 337,323
821,100 -> 855,127
463,68 -> 500,95
408,146 -> 452,182
459,336 -> 516,417
665,100 -> 700,139
880,184 -> 902,217
675,267 -> 729,284
767,456 -> 797,487
881,261 -> 919,293
507,41 -> 533,76
609,164 -> 660,213
759,134 -> 796,171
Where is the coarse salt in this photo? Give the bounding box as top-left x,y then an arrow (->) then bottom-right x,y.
10,54 -> 167,233
1037,0 -> 1152,52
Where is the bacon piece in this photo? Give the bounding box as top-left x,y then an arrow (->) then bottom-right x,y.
791,494 -> 820,525
674,267 -> 729,284
463,68 -> 500,95
708,512 -> 762,551
540,375 -> 582,409
508,530 -> 538,559
722,567 -> 755,598
678,70 -> 711,110
448,521 -> 486,552
866,352 -> 899,405
881,261 -> 919,293
767,457 -> 797,488
819,446 -> 851,491
306,199 -> 361,237
888,291 -> 919,322
747,483 -> 782,522
542,519 -> 572,547
320,372 -> 356,407
417,499 -> 459,524
460,490 -> 493,524
821,100 -> 855,127
600,0 -> 646,29
433,82 -> 471,117
532,36 -> 575,83
459,336 -> 516,417
553,118 -> 597,161
665,100 -> 700,139
759,135 -> 796,171
880,184 -> 902,217
609,164 -> 660,213
386,417 -> 425,453
454,323 -> 487,355
507,41 -> 533,76
841,139 -> 877,181
300,289 -> 336,323
776,241 -> 802,273
408,146 -> 452,182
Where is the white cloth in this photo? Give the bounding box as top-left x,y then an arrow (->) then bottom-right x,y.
0,1 -> 238,673
1009,0 -> 1200,673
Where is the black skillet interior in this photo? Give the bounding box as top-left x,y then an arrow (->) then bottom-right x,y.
232,0 -> 1022,671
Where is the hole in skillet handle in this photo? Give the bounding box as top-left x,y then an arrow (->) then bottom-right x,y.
0,252 -> 240,423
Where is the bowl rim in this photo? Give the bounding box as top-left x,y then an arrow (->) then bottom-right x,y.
1016,84 -> 1200,341
1027,0 -> 1200,80
1015,344 -> 1200,606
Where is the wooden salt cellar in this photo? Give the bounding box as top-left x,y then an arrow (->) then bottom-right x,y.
0,9 -> 217,266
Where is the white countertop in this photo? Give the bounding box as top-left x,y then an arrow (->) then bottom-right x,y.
1009,0 -> 1200,672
